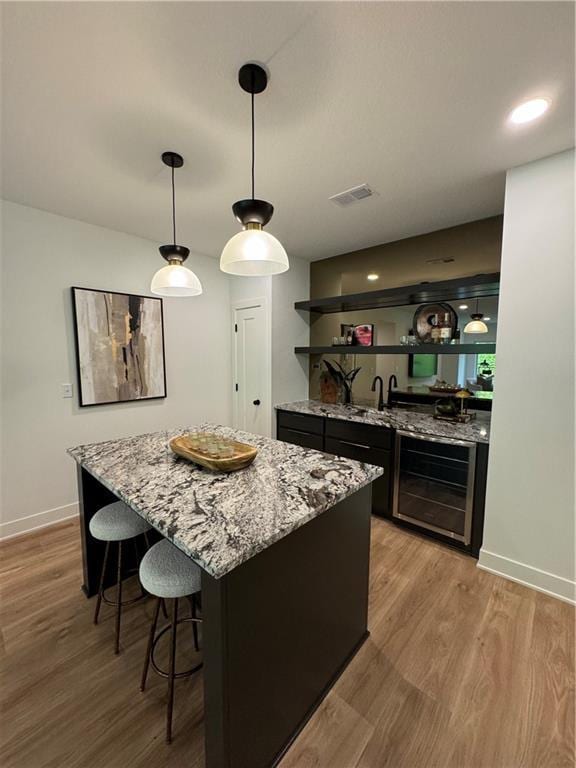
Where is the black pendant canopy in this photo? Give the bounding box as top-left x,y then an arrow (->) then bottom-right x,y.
160,151 -> 189,263
238,62 -> 268,94
161,151 -> 184,169
470,299 -> 485,321
232,63 -> 274,228
159,243 -> 190,262
232,199 -> 273,227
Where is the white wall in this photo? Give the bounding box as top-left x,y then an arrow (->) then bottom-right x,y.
271,255 -> 310,421
479,150 -> 575,603
0,201 -> 233,537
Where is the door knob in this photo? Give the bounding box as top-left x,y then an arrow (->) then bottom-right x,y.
253,399 -> 261,406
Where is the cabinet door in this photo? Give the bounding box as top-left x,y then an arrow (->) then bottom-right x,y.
277,426 -> 324,452
324,437 -> 392,518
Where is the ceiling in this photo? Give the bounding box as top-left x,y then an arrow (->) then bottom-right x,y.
1,2 -> 574,262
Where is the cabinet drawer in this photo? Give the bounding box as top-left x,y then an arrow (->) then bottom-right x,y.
277,410 -> 324,436
325,437 -> 390,469
324,437 -> 392,518
277,427 -> 324,452
325,419 -> 393,450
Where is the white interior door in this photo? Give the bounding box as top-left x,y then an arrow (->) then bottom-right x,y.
234,301 -> 269,436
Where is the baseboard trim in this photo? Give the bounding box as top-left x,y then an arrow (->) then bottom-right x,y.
0,502 -> 79,541
478,549 -> 576,605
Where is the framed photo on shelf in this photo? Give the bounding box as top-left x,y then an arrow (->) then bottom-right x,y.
339,324 -> 355,345
353,324 -> 374,346
71,286 -> 167,407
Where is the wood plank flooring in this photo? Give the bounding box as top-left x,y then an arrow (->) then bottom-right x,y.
0,517 -> 573,768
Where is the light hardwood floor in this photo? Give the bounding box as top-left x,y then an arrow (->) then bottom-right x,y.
1,517 -> 574,768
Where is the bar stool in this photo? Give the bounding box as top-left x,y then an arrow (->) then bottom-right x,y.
139,538 -> 203,744
89,500 -> 153,654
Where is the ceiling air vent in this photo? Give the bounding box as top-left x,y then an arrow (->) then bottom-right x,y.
329,184 -> 375,207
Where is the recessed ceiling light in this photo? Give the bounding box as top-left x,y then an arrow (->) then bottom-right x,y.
509,98 -> 550,125
459,304 -> 468,310
484,317 -> 491,321
367,273 -> 379,281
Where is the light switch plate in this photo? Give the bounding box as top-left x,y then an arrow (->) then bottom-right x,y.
61,383 -> 73,398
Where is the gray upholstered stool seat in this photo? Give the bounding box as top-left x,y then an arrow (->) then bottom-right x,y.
89,500 -> 152,542
139,539 -> 201,599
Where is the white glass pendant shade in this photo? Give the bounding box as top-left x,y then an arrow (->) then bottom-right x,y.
220,228 -> 289,276
150,264 -> 203,297
463,318 -> 488,334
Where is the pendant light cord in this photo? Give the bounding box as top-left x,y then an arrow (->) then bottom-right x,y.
171,165 -> 177,245
251,89 -> 255,200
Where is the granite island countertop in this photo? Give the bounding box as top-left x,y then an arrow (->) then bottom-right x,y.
275,400 -> 490,444
68,425 -> 382,579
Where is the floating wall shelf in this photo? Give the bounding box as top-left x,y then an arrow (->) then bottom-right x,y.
295,273 -> 500,314
294,344 -> 497,356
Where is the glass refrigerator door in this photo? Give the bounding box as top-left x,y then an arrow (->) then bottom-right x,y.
394,433 -> 476,544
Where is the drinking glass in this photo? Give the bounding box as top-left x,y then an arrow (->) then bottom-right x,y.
206,441 -> 219,457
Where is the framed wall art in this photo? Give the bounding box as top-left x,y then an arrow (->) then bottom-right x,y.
71,287 -> 167,407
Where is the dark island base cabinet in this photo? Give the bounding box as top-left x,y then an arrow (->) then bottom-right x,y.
203,484 -> 372,768
277,410 -> 394,518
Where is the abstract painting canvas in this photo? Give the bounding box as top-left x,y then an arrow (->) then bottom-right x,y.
72,287 -> 166,406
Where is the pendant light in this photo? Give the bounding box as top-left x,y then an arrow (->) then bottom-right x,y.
151,151 -> 202,297
220,63 -> 289,276
463,299 -> 488,334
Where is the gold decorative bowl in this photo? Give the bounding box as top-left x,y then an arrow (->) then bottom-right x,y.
169,434 -> 258,473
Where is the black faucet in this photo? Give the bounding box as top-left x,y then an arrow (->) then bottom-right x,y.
387,374 -> 398,408
371,376 -> 385,411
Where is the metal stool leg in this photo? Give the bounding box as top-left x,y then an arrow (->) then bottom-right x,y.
166,598 -> 179,744
114,542 -> 123,655
191,594 -> 200,652
141,598 -> 161,692
134,537 -> 147,599
93,541 -> 110,625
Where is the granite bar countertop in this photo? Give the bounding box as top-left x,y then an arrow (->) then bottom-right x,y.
68,425 -> 382,579
275,400 -> 490,444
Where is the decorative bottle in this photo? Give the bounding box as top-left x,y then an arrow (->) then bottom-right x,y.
430,314 -> 441,344
439,312 -> 452,344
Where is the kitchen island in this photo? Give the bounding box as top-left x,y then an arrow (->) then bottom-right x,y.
68,425 -> 382,768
